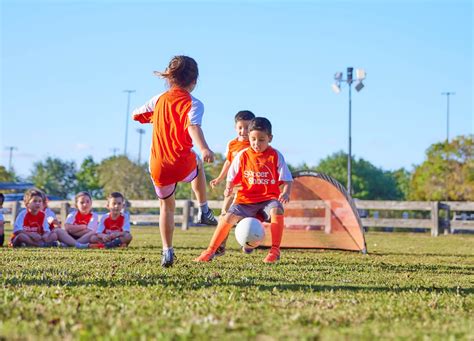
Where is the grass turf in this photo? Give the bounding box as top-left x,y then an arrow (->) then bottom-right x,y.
0,226 -> 473,340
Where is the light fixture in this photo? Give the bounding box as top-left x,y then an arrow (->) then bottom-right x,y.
332,82 -> 341,94
355,81 -> 364,92
356,69 -> 366,80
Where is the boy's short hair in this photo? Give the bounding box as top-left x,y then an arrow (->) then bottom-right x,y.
235,110 -> 255,122
0,192 -> 4,204
249,117 -> 272,136
107,192 -> 125,202
23,188 -> 45,205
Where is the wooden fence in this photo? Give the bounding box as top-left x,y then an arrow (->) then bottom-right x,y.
2,200 -> 474,236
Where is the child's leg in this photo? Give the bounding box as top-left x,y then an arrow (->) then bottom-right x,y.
194,214 -> 241,261
264,207 -> 285,263
0,222 -> 4,246
12,233 -> 40,247
43,232 -> 58,243
159,196 -> 175,250
119,232 -> 132,246
89,234 -> 102,244
54,229 -> 80,246
76,230 -> 95,243
191,160 -> 217,225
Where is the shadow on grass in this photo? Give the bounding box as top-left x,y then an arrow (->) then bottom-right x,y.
3,273 -> 472,295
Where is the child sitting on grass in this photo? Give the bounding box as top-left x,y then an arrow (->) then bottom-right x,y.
90,192 -> 132,248
64,191 -> 99,244
10,188 -> 58,247
0,193 -> 4,246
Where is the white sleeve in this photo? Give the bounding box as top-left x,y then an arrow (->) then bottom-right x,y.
65,211 -> 77,224
276,150 -> 293,182
13,209 -> 27,233
42,216 -> 51,233
97,214 -> 107,234
188,96 -> 204,126
123,213 -> 131,232
131,93 -> 163,117
87,212 -> 99,232
226,150 -> 245,183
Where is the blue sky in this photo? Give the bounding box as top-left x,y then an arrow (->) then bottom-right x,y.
1,0 -> 472,178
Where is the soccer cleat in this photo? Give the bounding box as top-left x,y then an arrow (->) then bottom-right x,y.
193,250 -> 215,262
89,243 -> 105,249
40,241 -> 60,248
161,248 -> 175,267
242,246 -> 255,254
105,238 -> 122,248
263,252 -> 280,264
197,209 -> 218,226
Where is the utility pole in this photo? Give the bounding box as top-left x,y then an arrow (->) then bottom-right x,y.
5,146 -> 17,172
441,92 -> 455,143
136,128 -> 146,164
123,90 -> 136,156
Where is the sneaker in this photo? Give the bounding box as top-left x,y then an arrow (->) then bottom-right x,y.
242,246 -> 255,254
214,237 -> 228,257
161,248 -> 175,268
105,238 -> 122,248
193,250 -> 215,262
41,241 -> 60,248
263,252 -> 280,263
197,209 -> 218,226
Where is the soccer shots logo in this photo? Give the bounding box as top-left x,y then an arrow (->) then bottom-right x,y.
244,163 -> 276,185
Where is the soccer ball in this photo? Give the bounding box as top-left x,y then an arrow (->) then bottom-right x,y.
235,217 -> 265,249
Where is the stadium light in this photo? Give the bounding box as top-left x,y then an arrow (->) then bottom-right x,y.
123,90 -> 136,157
136,128 -> 146,165
332,67 -> 366,195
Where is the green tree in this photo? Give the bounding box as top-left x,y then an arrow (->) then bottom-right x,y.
0,165 -> 16,182
410,135 -> 473,201
316,151 -> 402,200
29,157 -> 77,198
76,156 -> 103,199
98,156 -> 155,200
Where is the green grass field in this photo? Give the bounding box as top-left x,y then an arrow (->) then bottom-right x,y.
1,226 -> 473,340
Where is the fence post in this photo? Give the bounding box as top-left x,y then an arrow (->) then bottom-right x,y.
181,200 -> 193,230
11,201 -> 21,224
431,201 -> 440,237
60,202 -> 70,227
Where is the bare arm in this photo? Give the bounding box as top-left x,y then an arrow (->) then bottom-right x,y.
210,160 -> 231,188
279,181 -> 292,204
223,181 -> 234,197
188,125 -> 214,163
64,224 -> 88,234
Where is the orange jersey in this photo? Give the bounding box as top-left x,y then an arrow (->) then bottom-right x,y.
97,212 -> 130,234
13,209 -> 50,235
227,146 -> 293,204
225,138 -> 250,162
132,88 -> 204,186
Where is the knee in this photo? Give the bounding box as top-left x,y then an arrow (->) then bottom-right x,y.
271,207 -> 284,216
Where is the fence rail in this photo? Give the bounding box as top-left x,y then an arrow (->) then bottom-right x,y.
3,199 -> 474,236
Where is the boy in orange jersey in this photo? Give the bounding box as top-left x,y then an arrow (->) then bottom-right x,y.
195,117 -> 293,264
132,55 -> 217,267
0,193 -> 4,246
90,192 -> 132,248
10,188 -> 58,247
209,110 -> 255,256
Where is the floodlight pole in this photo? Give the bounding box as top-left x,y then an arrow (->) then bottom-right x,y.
441,92 -> 455,143
123,90 -> 136,156
5,146 -> 17,172
136,128 -> 146,165
348,79 -> 352,195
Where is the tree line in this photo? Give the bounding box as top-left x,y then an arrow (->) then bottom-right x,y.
1,135 -> 472,201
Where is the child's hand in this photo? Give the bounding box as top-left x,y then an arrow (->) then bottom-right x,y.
29,232 -> 42,241
201,149 -> 215,163
278,192 -> 290,204
210,178 -> 221,188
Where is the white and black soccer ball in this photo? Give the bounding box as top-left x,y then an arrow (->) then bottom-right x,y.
235,217 -> 265,249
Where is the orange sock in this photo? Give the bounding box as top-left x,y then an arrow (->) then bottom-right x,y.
207,222 -> 233,253
270,214 -> 284,254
